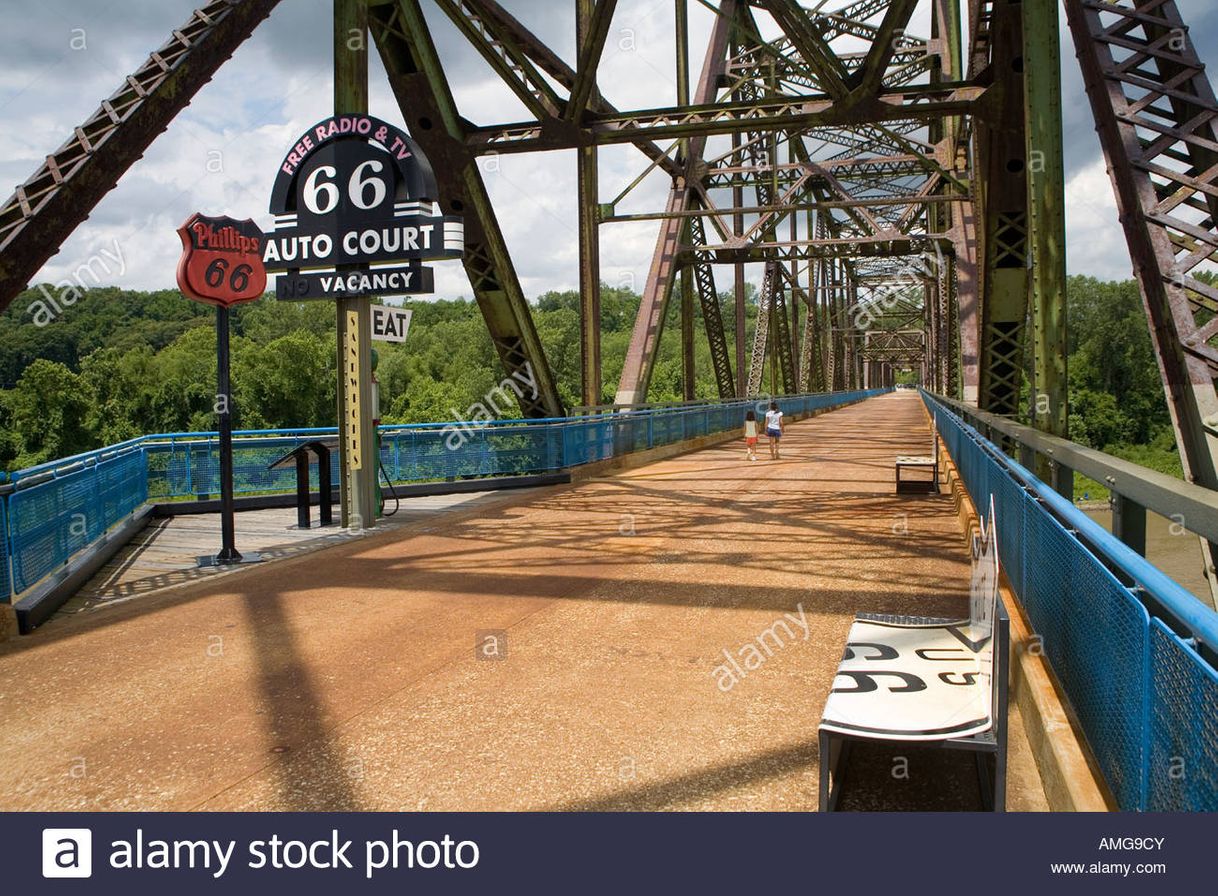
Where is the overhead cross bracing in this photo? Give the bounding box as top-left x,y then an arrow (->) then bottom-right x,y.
0,0 -> 982,412
605,0 -> 971,404
2,0 -> 1217,492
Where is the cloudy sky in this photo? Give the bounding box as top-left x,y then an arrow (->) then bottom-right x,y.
3,0 -> 1217,304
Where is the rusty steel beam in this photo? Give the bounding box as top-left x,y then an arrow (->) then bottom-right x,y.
850,0 -> 920,96
686,234 -> 953,264
758,0 -> 851,99
460,0 -> 682,180
369,0 -> 562,418
974,0 -> 1028,418
467,84 -> 984,153
614,0 -> 737,405
566,0 -> 618,122
689,211 -> 736,399
0,0 -> 281,309
1066,0 -> 1218,605
577,0 -> 604,407
433,0 -> 568,118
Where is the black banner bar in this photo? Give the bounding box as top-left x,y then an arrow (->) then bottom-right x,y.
7,812 -> 1208,894
275,266 -> 435,301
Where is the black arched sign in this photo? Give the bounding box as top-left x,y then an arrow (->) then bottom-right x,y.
264,115 -> 461,299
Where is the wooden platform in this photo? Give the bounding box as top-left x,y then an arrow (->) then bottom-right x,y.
56,491 -> 524,619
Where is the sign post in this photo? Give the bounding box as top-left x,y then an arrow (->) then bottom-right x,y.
262,113 -> 463,531
212,302 -> 241,564
175,212 -> 268,567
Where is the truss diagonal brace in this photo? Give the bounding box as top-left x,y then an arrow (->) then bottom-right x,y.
850,0 -> 920,96
433,0 -> 565,119
369,0 -> 562,418
0,0 -> 281,310
566,0 -> 618,121
615,0 -> 737,405
758,0 -> 850,98
461,0 -> 682,180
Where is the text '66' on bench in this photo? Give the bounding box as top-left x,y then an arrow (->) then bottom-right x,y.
818,497 -> 1009,811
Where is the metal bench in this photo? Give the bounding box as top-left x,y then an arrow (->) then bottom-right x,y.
895,421 -> 939,493
818,499 -> 1009,811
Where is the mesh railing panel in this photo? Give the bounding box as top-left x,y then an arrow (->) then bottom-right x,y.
1149,618 -> 1218,810
1021,489 -> 1150,811
925,392 -> 1218,811
7,448 -> 148,595
0,498 -> 9,604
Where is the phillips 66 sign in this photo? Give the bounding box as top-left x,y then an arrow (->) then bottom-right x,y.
176,213 -> 267,307
263,115 -> 463,299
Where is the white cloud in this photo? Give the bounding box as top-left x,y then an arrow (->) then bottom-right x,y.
7,0 -> 1208,308
1064,157 -> 1133,281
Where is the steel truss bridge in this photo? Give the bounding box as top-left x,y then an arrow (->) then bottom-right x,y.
2,1 -> 1218,567
3,1 -> 1218,813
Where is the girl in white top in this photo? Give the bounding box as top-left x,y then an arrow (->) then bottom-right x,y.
744,410 -> 759,461
764,401 -> 783,459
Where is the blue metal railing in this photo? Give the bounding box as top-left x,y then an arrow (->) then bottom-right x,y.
0,389 -> 885,603
924,390 -> 1218,811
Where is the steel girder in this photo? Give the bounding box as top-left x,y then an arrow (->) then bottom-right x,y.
452,0 -> 683,178
684,235 -> 952,264
749,261 -> 775,395
0,0 -> 282,309
467,84 -> 982,153
369,0 -> 562,417
788,261 -> 825,392
575,0 -> 607,407
973,0 -> 1028,418
609,0 -> 976,405
1066,0 -> 1218,603
1025,0 -> 1068,441
613,0 -> 737,405
862,329 -> 925,364
689,212 -> 737,399
748,260 -> 796,394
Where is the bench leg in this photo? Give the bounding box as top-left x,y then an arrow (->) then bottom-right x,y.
973,750 -> 1007,812
819,730 -> 831,812
994,739 -> 1008,813
295,453 -> 311,529
820,732 -> 852,812
975,753 -> 993,811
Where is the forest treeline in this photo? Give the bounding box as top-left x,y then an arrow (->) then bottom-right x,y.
0,275 -> 1174,472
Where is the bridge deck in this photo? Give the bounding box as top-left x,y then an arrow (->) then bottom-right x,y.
0,392 -> 1048,811
59,491 -> 516,615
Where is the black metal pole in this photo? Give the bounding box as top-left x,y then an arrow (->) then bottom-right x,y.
216,305 -> 241,562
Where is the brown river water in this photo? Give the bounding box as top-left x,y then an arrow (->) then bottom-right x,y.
1083,506 -> 1211,602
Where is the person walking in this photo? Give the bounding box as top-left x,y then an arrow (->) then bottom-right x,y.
744,410 -> 759,461
764,401 -> 784,460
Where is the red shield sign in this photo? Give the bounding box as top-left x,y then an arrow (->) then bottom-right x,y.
176,213 -> 267,307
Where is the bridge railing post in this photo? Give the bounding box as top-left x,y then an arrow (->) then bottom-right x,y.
1111,492 -> 1147,557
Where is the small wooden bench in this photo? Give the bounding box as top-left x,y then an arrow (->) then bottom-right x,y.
895,421 -> 940,494
818,499 -> 1009,811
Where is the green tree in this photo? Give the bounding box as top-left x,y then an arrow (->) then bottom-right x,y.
1,359 -> 95,467
234,331 -> 336,429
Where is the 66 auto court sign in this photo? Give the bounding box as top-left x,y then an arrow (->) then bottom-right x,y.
263,113 -> 462,502
263,114 -> 463,298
